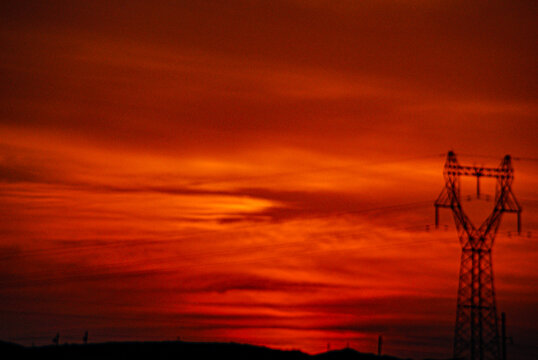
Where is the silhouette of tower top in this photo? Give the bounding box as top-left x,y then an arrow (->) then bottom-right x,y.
435,151 -> 521,360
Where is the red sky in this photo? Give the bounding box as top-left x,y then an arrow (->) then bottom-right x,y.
0,1 -> 537,358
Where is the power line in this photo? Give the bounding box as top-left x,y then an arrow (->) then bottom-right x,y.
457,153 -> 538,163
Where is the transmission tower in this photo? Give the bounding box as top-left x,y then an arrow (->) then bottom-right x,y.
434,151 -> 521,360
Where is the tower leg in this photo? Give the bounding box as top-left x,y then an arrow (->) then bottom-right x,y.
454,248 -> 500,360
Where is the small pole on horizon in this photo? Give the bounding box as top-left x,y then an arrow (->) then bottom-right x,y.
83,331 -> 88,345
53,332 -> 60,346
377,335 -> 383,357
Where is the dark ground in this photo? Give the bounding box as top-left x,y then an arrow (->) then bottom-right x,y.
0,340 -> 429,360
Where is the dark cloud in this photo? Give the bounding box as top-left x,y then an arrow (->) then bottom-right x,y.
1,1 -> 535,101
1,1 -> 536,157
0,162 -> 40,183
177,273 -> 342,294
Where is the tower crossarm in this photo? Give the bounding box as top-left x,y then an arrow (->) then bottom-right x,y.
434,152 -> 522,237
445,165 -> 512,179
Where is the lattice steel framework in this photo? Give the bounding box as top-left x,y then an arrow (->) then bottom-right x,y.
434,151 -> 521,360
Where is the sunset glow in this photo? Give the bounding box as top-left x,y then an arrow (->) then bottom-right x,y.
1,1 -> 537,359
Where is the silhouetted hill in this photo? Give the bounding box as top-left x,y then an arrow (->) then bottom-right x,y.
0,339 -> 24,351
314,348 -> 407,360
0,340 -> 415,360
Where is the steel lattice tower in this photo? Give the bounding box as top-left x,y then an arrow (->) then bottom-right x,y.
434,151 -> 521,360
